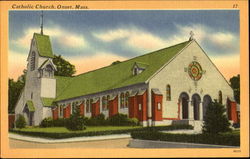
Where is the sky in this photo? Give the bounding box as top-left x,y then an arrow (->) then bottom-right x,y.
9,10 -> 240,81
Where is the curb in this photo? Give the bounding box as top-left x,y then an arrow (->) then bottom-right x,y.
9,133 -> 131,143
128,139 -> 239,148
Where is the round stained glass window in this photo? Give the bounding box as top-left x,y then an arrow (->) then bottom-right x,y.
188,61 -> 203,81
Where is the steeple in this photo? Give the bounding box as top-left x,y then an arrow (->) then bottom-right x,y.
40,11 -> 44,35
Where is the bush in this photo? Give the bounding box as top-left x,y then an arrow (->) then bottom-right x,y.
53,118 -> 67,127
131,130 -> 240,146
15,114 -> 26,128
40,118 -> 67,127
65,105 -> 86,131
86,113 -> 107,126
107,113 -> 137,126
40,117 -> 54,127
202,101 -> 232,134
126,118 -> 139,126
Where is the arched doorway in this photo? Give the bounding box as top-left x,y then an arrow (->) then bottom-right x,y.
203,95 -> 212,119
179,92 -> 189,119
192,94 -> 201,120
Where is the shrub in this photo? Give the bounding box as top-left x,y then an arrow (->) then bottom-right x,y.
15,114 -> 26,128
40,117 -> 54,127
126,118 -> 139,126
202,101 -> 232,134
65,105 -> 86,131
53,118 -> 67,127
86,113 -> 107,126
107,113 -> 130,126
131,130 -> 240,146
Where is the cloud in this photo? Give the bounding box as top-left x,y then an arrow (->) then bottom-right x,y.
8,50 -> 27,80
174,23 -> 239,54
11,26 -> 88,50
67,52 -> 127,75
93,27 -> 167,52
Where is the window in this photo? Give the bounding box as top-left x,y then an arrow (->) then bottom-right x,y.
139,104 -> 142,111
31,92 -> 33,99
134,68 -> 138,75
125,92 -> 129,108
120,93 -> 125,108
59,105 -> 64,117
157,103 -> 161,110
86,99 -> 90,113
107,95 -> 110,109
219,91 -> 222,104
102,96 -> 108,111
166,85 -> 171,101
44,65 -> 53,78
90,99 -> 93,112
30,51 -> 36,71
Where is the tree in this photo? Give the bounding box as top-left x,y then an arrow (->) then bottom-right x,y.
53,55 -> 76,77
65,105 -> 86,131
229,74 -> 240,104
202,100 -> 231,134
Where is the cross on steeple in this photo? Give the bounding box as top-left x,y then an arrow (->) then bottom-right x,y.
189,31 -> 194,41
40,11 -> 44,35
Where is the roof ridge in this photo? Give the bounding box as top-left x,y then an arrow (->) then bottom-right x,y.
75,40 -> 190,77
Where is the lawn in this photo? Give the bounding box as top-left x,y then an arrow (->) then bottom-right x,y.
13,126 -> 142,133
10,125 -> 193,139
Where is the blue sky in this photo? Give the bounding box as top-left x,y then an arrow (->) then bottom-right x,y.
9,10 -> 240,80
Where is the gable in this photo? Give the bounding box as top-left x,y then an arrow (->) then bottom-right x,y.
149,40 -> 233,100
55,41 -> 190,101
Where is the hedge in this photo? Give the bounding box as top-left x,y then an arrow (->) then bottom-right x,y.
131,130 -> 240,146
10,125 -> 193,139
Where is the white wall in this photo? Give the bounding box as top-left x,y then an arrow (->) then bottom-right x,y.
41,78 -> 56,98
149,40 -> 234,120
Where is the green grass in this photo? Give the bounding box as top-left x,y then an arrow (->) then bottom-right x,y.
10,125 -> 193,139
14,126 -> 142,133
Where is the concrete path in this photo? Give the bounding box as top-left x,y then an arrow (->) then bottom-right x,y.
128,139 -> 239,148
161,129 -> 202,134
9,133 -> 130,143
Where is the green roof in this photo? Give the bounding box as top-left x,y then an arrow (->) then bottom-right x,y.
55,40 -> 190,101
34,33 -> 54,58
26,100 -> 35,112
41,98 -> 55,107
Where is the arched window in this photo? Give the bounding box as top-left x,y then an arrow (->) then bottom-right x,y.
60,105 -> 64,117
90,99 -> 93,112
102,96 -> 106,110
30,51 -> 36,71
218,91 -> 222,104
134,68 -> 138,75
107,95 -> 110,109
86,99 -> 90,113
125,92 -> 129,108
120,93 -> 125,108
45,65 -> 53,78
166,85 -> 171,101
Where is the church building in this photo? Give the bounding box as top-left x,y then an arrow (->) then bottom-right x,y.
14,30 -> 239,130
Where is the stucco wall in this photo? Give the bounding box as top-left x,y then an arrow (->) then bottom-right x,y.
41,78 -> 56,98
149,40 -> 234,120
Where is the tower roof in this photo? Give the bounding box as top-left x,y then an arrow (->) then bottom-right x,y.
34,33 -> 54,58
